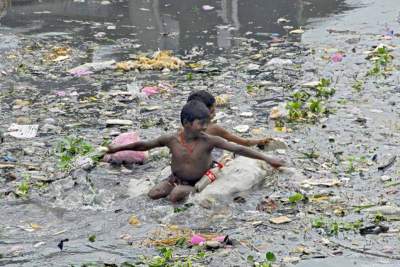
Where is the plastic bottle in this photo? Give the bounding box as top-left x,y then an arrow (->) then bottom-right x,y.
195,168 -> 220,192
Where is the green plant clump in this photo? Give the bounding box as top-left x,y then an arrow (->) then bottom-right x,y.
248,251 -> 277,267
312,217 -> 363,236
285,78 -> 334,123
56,136 -> 94,170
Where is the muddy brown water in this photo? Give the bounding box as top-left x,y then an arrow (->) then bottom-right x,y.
1,0 -> 400,266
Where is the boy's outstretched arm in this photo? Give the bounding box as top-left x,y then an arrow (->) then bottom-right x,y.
208,124 -> 271,146
212,136 -> 285,168
107,135 -> 171,153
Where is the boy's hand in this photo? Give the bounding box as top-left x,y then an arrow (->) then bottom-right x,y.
107,144 -> 117,153
97,146 -> 109,154
266,157 -> 286,169
258,137 -> 274,145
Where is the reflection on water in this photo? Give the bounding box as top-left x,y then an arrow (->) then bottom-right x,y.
0,0 -> 350,56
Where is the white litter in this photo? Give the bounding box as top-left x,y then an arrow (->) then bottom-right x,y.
7,124 -> 39,139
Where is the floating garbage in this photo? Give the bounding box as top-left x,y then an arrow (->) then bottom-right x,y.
267,58 -> 293,65
331,52 -> 344,62
142,86 -> 160,96
202,5 -> 214,11
290,28 -> 305,34
45,46 -> 70,62
116,50 -> 185,71
269,215 -> 292,224
68,60 -> 116,76
7,124 -> 39,139
105,119 -> 133,126
103,132 -> 149,165
215,94 -> 230,107
234,125 -> 250,133
190,234 -> 206,245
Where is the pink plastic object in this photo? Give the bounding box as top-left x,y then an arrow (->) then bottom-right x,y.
141,86 -> 160,96
103,132 -> 148,165
56,91 -> 66,97
213,236 -> 226,243
190,234 -> 206,245
70,68 -> 93,77
331,52 -> 344,63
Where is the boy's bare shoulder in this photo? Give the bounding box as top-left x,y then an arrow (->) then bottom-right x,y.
201,132 -> 224,143
206,123 -> 222,134
157,132 -> 178,144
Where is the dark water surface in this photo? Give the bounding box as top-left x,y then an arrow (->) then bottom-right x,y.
1,0 -> 351,57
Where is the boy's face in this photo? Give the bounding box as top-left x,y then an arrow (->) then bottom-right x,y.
185,119 -> 209,135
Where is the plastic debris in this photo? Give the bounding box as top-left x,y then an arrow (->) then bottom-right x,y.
240,112 -> 253,117
205,240 -> 221,249
127,81 -> 147,99
277,17 -> 290,24
269,216 -> 292,224
213,236 -> 226,243
2,155 -> 16,162
267,58 -> 293,65
116,50 -> 185,71
57,239 -> 69,250
45,47 -> 70,62
378,156 -> 396,171
73,156 -> 94,170
68,60 -> 116,76
142,86 -> 160,96
128,215 -> 141,226
359,225 -> 389,235
103,132 -> 149,165
331,52 -> 344,62
301,81 -> 320,88
190,234 -> 206,245
269,103 -> 288,119
234,125 -> 250,133
301,179 -> 341,188
247,63 -> 260,71
202,5 -> 214,11
215,94 -> 230,107
256,197 -> 278,213
105,119 -> 133,126
7,124 -> 39,139
290,29 -> 305,34
362,205 -> 400,216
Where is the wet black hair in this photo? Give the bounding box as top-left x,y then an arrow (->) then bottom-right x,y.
181,100 -> 210,125
187,90 -> 215,109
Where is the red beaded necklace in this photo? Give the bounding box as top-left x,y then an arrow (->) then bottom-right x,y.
179,130 -> 196,154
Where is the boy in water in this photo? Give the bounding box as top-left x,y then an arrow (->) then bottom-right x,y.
108,100 -> 285,203
187,90 -> 273,147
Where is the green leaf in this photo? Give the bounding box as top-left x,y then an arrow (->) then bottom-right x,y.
148,256 -> 166,267
196,251 -> 206,259
159,247 -> 173,260
288,192 -> 304,203
265,251 -> 276,262
88,235 -> 96,242
247,255 -> 254,263
175,237 -> 187,247
312,218 -> 325,228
